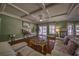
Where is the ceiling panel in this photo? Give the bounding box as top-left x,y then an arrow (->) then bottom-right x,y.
49,15 -> 67,21
47,4 -> 70,17
69,4 -> 79,19
29,9 -> 49,21
23,15 -> 38,22
42,15 -> 68,23
13,3 -> 41,13
1,3 -> 79,23
5,4 -> 25,17
29,4 -> 70,22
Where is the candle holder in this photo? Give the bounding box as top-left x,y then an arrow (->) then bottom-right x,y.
9,34 -> 16,45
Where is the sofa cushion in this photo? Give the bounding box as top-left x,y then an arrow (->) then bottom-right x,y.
53,40 -> 64,51
12,42 -> 27,51
66,40 -> 77,55
64,36 -> 70,45
0,41 -> 16,56
16,46 -> 43,56
16,46 -> 34,56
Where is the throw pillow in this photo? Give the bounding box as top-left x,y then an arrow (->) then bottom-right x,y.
66,40 -> 77,55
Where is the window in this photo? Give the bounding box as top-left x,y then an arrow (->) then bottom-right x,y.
67,24 -> 74,35
39,26 -> 47,35
76,24 -> 79,35
39,26 -> 43,35
49,25 -> 56,34
38,26 -> 47,40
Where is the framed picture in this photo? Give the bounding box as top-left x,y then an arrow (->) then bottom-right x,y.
22,21 -> 30,28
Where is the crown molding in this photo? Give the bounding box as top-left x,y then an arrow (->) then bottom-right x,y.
1,12 -> 32,22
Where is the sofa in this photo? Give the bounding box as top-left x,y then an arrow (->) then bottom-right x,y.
0,41 -> 43,56
1,36 -> 79,56
50,39 -> 70,56
47,36 -> 79,56
0,41 -> 16,56
12,42 -> 43,56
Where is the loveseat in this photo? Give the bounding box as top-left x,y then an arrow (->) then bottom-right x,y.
11,42 -> 43,56
47,36 -> 79,56
0,41 -> 16,56
0,41 -> 43,56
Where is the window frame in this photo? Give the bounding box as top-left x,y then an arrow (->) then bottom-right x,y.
38,25 -> 47,36
67,23 -> 74,35
49,24 -> 56,34
75,24 -> 79,35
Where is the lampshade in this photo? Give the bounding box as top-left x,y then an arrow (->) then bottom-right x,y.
56,28 -> 60,32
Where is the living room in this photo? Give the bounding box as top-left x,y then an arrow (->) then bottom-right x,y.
0,3 -> 79,56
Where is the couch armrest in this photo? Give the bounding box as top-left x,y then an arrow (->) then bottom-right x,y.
0,41 -> 16,56
12,42 -> 27,51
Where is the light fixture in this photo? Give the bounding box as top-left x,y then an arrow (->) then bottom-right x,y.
40,19 -> 43,21
56,28 -> 60,32
39,14 -> 43,22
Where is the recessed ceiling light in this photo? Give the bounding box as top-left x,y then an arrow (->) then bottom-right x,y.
40,20 -> 43,21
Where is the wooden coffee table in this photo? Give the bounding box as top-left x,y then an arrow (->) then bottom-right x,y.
29,39 -> 46,53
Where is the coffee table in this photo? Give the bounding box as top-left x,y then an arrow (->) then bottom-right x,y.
29,39 -> 46,53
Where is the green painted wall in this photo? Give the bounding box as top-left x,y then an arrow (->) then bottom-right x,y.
0,15 -> 22,42
31,24 -> 37,33
56,21 -> 67,28
0,15 -> 1,39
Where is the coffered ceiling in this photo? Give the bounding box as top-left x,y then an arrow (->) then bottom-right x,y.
0,3 -> 79,23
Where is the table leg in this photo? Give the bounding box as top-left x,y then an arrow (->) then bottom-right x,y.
42,45 -> 44,53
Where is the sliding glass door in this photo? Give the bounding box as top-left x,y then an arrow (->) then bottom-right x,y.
39,26 -> 47,40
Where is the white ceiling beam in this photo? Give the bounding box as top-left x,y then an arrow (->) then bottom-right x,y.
1,12 -> 32,22
67,4 -> 77,15
0,4 -> 6,12
8,3 -> 39,21
41,3 -> 50,19
42,3 -> 45,9
46,9 -> 50,17
67,4 -> 74,15
2,4 -> 6,12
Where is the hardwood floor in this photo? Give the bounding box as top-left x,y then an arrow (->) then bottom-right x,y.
9,36 -> 55,55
